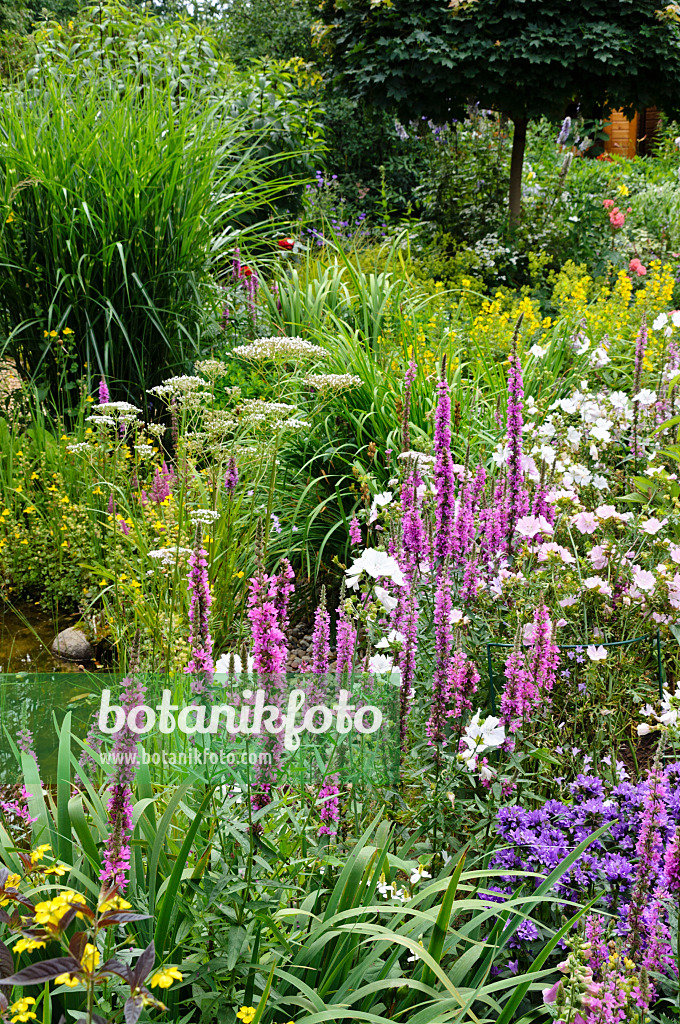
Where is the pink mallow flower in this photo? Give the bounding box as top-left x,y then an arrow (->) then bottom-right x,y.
640,516 -> 667,535
668,573 -> 680,609
588,545 -> 609,570
629,258 -> 647,276
631,567 -> 656,593
572,511 -> 598,534
515,514 -> 553,539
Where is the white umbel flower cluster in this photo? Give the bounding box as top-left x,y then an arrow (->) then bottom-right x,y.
232,337 -> 327,361
304,373 -> 363,393
148,375 -> 206,397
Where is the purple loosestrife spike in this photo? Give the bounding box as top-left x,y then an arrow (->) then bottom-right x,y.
184,526 -> 214,694
274,558 -> 295,646
427,566 -> 453,751
447,646 -> 478,719
170,396 -> 179,452
627,767 -> 669,958
98,378 -> 110,405
460,556 -> 480,603
149,462 -> 174,504
434,359 -> 456,563
527,599 -> 559,696
107,493 -> 116,514
336,601 -> 357,682
311,587 -> 331,678
224,456 -> 239,495
505,320 -> 530,548
349,516 -> 362,546
232,247 -> 241,281
318,773 -> 340,836
100,664 -> 145,893
248,567 -> 289,809
401,460 -> 428,567
471,462 -> 486,512
17,726 -> 39,768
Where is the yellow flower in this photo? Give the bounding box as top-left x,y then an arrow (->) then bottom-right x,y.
98,894 -> 132,913
49,330 -> 58,337
150,966 -> 183,989
44,863 -> 67,876
62,326 -> 74,335
10,996 -> 37,1023
13,938 -> 45,954
236,1008 -> 256,1023
86,396 -> 94,402
81,943 -> 100,972
6,211 -> 14,224
30,844 -> 51,863
54,972 -> 80,987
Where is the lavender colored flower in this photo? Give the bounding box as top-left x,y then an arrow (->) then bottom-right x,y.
336,601 -> 357,682
98,377 -> 110,405
311,589 -> 331,680
184,526 -> 214,694
349,516 -> 362,547
149,462 -> 175,504
100,671 -> 146,893
427,567 -> 452,749
505,342 -> 530,546
434,363 -> 456,563
224,456 -> 239,495
557,115 -> 572,146
663,828 -> 680,893
318,773 -> 340,836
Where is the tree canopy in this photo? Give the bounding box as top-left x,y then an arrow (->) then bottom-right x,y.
320,0 -> 680,222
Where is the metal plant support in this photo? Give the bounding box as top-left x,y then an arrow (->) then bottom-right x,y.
485,629 -> 665,716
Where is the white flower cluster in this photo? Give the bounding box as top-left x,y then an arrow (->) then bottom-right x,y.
66,442 -> 93,454
86,414 -> 116,427
134,444 -> 155,458
232,337 -> 327,362
148,547 -> 193,564
458,711 -> 505,779
637,685 -> 680,736
194,359 -> 228,379
148,375 -> 205,397
304,373 -> 363,393
97,401 -> 142,415
145,423 -> 166,437
189,508 -> 220,525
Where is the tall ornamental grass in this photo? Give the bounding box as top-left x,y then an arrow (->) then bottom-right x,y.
0,76 -> 297,397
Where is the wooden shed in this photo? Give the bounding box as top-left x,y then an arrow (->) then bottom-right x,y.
604,108 -> 662,157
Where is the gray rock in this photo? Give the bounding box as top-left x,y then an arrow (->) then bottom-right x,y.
51,627 -> 94,662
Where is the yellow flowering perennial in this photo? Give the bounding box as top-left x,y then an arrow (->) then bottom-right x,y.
150,966 -> 183,989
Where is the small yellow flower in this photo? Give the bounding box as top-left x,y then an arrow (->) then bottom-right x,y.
49,330 -> 58,337
6,211 -> 14,224
81,943 -> 100,973
236,1007 -> 256,1023
62,326 -> 74,334
10,996 -> 37,1023
150,966 -> 183,989
13,938 -> 45,954
44,863 -> 67,876
98,894 -> 132,913
30,471 -> 39,480
86,395 -> 94,402
54,972 -> 80,988
30,844 -> 51,864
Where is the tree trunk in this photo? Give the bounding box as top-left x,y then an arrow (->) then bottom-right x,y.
508,116 -> 527,229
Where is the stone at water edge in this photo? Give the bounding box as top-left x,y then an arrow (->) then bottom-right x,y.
51,627 -> 95,662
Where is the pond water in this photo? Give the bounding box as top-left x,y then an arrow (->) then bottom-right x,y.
0,602 -> 80,673
0,602 -> 111,784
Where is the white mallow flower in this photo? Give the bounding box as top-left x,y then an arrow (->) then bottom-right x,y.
374,585 -> 399,612
587,645 -> 607,661
375,630 -> 405,649
525,395 -> 537,415
590,418 -> 612,443
673,310 -> 680,328
459,711 -> 506,770
369,490 -> 393,523
368,653 -> 402,684
632,388 -> 657,407
592,475 -> 609,491
491,442 -> 510,467
566,425 -> 581,448
529,344 -> 547,359
608,391 -> 630,411
538,444 -> 556,465
410,864 -> 432,884
639,517 -> 667,535
653,312 -> 669,331
536,419 -> 557,439
590,347 -> 610,368
346,549 -> 405,589
559,397 -> 579,415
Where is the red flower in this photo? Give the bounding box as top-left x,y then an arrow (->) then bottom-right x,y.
241,265 -> 253,278
277,237 -> 295,251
